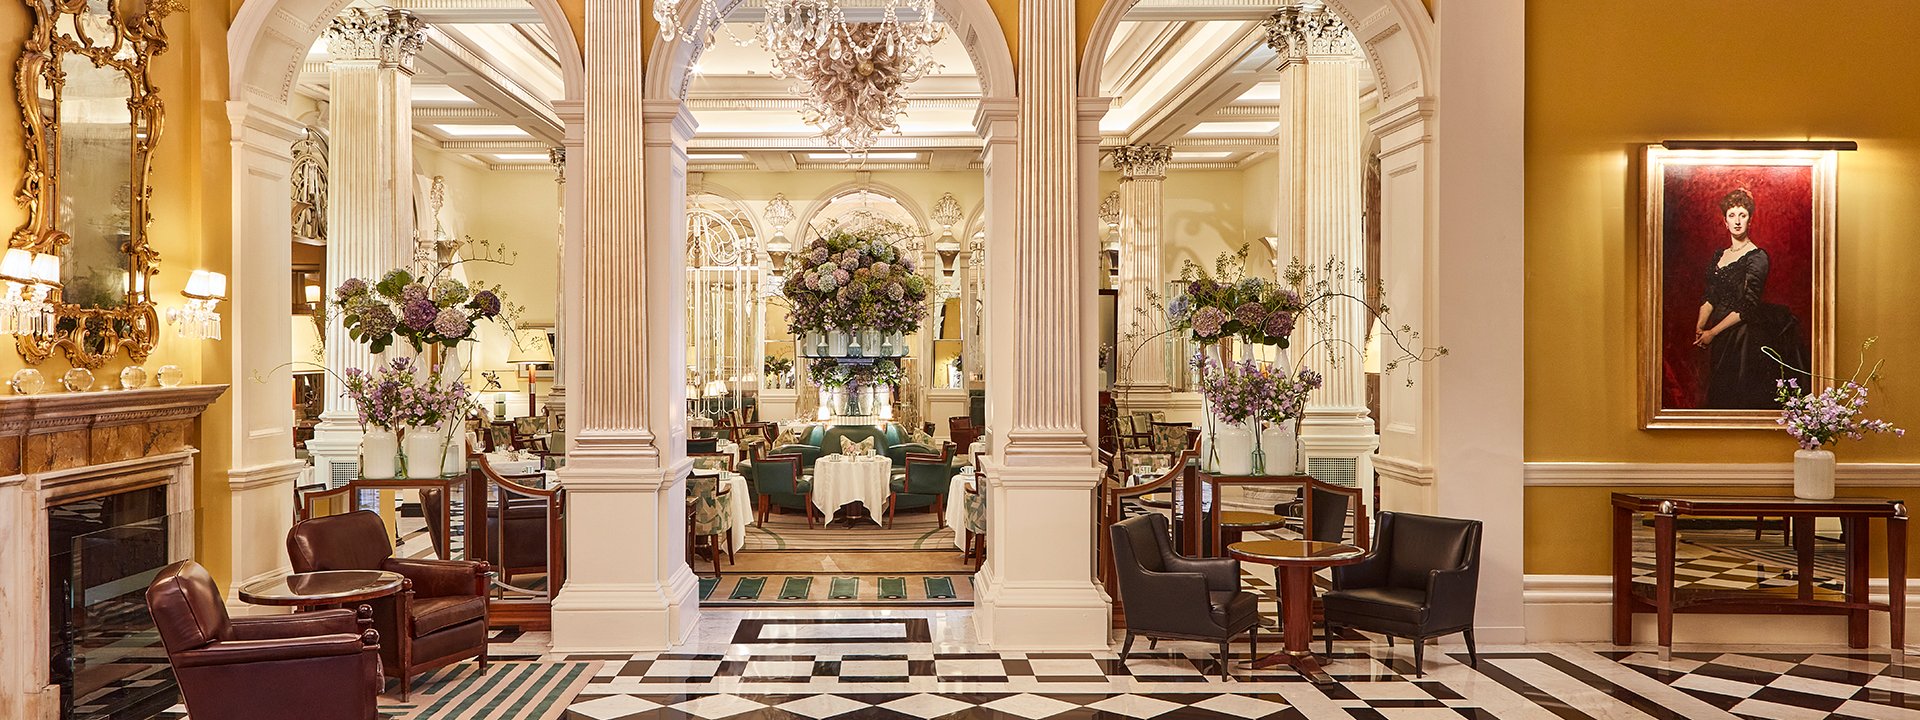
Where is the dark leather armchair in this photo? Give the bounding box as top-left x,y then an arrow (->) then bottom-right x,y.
287,510 -> 492,698
147,561 -> 381,720
1323,511 -> 1482,675
1108,513 -> 1259,679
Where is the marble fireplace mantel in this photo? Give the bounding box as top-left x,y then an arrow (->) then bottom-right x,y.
0,384 -> 228,720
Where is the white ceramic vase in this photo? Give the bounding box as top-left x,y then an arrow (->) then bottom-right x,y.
828,330 -> 850,356
361,428 -> 398,479
1794,448 -> 1835,500
402,425 -> 442,480
1261,419 -> 1299,475
1212,420 -> 1255,475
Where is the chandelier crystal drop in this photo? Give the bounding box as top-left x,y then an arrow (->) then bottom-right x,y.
655,0 -> 944,154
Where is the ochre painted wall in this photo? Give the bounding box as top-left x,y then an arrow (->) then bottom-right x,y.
1525,1 -> 1920,574
1,1 -> 238,582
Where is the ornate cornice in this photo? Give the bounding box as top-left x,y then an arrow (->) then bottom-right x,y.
325,8 -> 427,70
1262,4 -> 1358,59
931,192 -> 965,229
1109,144 -> 1172,180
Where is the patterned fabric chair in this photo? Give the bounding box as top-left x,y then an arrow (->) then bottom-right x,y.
1150,422 -> 1193,453
962,479 -> 987,569
751,455 -> 814,528
687,472 -> 733,576
689,452 -> 735,473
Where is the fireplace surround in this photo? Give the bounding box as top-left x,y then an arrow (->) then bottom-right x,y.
0,384 -> 227,720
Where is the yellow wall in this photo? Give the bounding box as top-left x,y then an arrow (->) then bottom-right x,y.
1,1 -> 238,582
1525,1 -> 1920,574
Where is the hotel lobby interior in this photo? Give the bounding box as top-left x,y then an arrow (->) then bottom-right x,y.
6,0 -> 1920,719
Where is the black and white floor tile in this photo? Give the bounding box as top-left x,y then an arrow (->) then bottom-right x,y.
540,609 -> 1920,720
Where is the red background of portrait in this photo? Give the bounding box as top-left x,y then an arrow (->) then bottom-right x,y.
1660,163 -> 1814,409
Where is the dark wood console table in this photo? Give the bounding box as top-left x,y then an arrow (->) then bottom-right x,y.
1612,493 -> 1907,659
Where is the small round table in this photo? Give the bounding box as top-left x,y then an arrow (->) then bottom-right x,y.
1219,511 -> 1289,547
1227,539 -> 1367,684
237,569 -> 408,608
811,454 -> 893,526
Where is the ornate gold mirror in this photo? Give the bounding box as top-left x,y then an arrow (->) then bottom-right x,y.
12,0 -> 175,368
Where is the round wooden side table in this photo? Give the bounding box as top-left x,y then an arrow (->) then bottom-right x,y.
238,569 -> 408,608
1228,539 -> 1367,684
1219,511 -> 1290,547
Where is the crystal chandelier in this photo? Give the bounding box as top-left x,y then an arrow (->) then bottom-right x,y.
0,249 -> 60,336
655,0 -> 944,153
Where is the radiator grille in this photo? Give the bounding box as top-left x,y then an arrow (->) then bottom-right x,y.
1306,456 -> 1358,487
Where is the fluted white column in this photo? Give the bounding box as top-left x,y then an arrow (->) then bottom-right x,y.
1266,3 -> 1377,493
544,143 -> 570,445
547,0 -> 699,648
1110,144 -> 1172,399
972,0 -> 1111,649
308,8 -> 426,485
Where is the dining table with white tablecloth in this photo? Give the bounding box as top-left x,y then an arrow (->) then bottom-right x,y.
946,470 -> 976,549
809,454 -> 893,518
484,452 -> 543,476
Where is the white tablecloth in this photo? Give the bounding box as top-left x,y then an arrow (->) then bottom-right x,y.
810,454 -> 893,516
946,472 -> 976,549
720,473 -> 750,548
485,452 -> 542,475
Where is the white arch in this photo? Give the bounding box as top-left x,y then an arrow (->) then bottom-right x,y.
644,0 -> 1015,101
230,0 -> 585,105
792,181 -> 934,238
1077,0 -> 1432,103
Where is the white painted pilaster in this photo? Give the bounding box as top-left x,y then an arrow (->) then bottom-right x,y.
1110,144 -> 1173,400
1367,97 -> 1436,514
972,0 -> 1111,646
308,8 -> 426,484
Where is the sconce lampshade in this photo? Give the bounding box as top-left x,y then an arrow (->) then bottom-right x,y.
304,284 -> 321,304
0,249 -> 33,283
30,252 -> 59,285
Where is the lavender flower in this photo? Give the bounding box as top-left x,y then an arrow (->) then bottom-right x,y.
401,298 -> 438,330
1191,307 -> 1228,339
1234,302 -> 1267,328
400,283 -> 430,305
1263,311 -> 1295,340
335,277 -> 369,301
1776,379 -> 1905,450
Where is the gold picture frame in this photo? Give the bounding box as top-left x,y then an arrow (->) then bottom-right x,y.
11,0 -> 177,368
1640,144 -> 1837,429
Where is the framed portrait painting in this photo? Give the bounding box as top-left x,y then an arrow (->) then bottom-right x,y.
1640,145 -> 1836,429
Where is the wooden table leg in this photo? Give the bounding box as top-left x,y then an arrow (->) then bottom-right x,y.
1794,516 -> 1816,601
1848,517 -> 1870,649
1613,504 -> 1632,646
1248,565 -> 1338,684
1654,508 -> 1675,660
1891,506 -> 1907,663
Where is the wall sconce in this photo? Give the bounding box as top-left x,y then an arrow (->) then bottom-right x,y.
167,269 -> 227,340
0,248 -> 61,336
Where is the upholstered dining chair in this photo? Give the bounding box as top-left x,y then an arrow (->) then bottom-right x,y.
769,442 -> 822,470
687,471 -> 734,575
286,510 -> 491,700
750,454 -> 815,528
886,453 -> 952,527
1108,513 -> 1259,680
962,479 -> 987,569
147,560 -> 382,720
689,451 -> 736,473
687,437 -> 720,455
1322,511 -> 1482,675
887,442 -> 938,469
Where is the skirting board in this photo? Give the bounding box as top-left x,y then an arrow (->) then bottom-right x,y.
1524,461 -> 1920,487
1524,574 -> 1920,645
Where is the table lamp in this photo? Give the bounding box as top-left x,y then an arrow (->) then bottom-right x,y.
505,336 -> 552,415
484,370 -> 520,418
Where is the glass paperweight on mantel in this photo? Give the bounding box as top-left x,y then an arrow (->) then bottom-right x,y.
61,368 -> 95,393
156,364 -> 185,388
120,365 -> 149,390
9,369 -> 45,395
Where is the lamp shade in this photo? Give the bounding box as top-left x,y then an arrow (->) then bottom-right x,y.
484,370 -> 520,392
506,333 -> 554,365
30,253 -> 59,285
0,249 -> 33,282
206,272 -> 228,299
183,270 -> 210,298
304,284 -> 322,304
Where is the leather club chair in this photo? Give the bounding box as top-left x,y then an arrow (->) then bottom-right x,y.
287,510 -> 492,699
146,560 -> 381,720
1108,513 -> 1260,680
1323,511 -> 1482,675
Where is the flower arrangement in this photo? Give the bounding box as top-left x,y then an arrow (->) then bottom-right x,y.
807,357 -> 904,389
333,269 -> 506,354
1192,354 -> 1322,474
340,356 -> 472,432
783,227 -> 932,336
1168,251 -> 1305,347
1775,379 -> 1903,450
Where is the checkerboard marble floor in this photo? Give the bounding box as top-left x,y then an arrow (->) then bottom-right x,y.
542,609 -> 1920,720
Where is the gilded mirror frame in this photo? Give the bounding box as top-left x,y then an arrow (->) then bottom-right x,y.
12,0 -> 177,368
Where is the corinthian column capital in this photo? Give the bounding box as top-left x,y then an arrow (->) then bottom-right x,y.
1110,144 -> 1172,181
1262,3 -> 1358,59
326,8 -> 427,70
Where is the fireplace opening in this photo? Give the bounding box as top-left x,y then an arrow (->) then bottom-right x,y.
48,484 -> 184,720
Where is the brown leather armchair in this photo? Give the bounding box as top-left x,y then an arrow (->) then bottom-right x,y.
287,510 -> 492,699
1109,513 -> 1260,680
146,560 -> 381,720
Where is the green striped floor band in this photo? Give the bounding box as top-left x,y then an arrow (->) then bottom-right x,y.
924,576 -> 957,599
729,576 -> 767,600
778,576 -> 813,599
878,576 -> 907,599
699,577 -> 720,600
829,577 -> 860,599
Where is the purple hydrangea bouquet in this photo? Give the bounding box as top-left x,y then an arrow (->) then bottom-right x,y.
783,228 -> 932,337
1194,354 -> 1323,474
334,269 -> 505,354
340,356 -> 475,478
1167,252 -> 1305,348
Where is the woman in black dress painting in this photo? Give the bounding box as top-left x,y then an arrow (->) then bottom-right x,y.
1693,188 -> 1799,408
